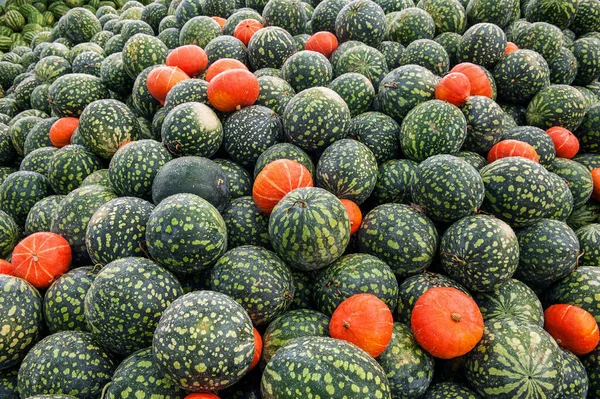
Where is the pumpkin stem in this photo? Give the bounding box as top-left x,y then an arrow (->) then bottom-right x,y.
451,313 -> 462,322
31,254 -> 38,262
343,320 -> 350,329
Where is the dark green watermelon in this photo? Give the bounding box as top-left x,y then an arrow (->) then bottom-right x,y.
524,0 -> 578,29
371,159 -> 416,206
549,157 -> 593,209
347,111 -> 400,163
72,51 -> 104,77
248,26 -> 297,70
282,50 -> 332,92
33,55 -> 71,83
48,73 -> 109,117
400,38 -> 449,75
0,170 -> 53,226
204,36 -> 249,66
0,366 -> 18,399
333,44 -> 389,89
424,382 -> 480,399
213,159 -> 252,200
9,115 -> 42,156
64,7 -> 101,44
311,0 -> 351,33
378,40 -> 405,70
179,16 -> 221,47
546,266 -> 600,323
387,7 -> 435,46
548,46 -> 578,85
501,125 -> 556,167
24,194 -> 64,235
568,199 -> 600,230
163,79 -> 209,113
457,22 -> 506,68
223,8 -> 263,36
263,0 -> 307,36
493,49 -> 550,104
20,146 -> 58,176
460,95 -> 506,152
575,103 -> 600,153
121,33 -> 168,79
572,37 -> 600,86
527,85 -> 587,131
453,150 -> 488,170
576,224 -> 600,266
335,0 -> 386,47
515,22 -> 564,61
222,196 -> 270,250
256,76 -> 295,116
48,144 -> 103,194
99,52 -> 134,96
559,348 -> 589,398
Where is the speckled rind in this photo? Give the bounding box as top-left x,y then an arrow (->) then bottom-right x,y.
23,117 -> 57,155
576,224 -> 600,266
457,23 -> 506,68
546,266 -> 600,322
222,196 -> 270,250
460,95 -> 506,153
179,16 -> 221,47
575,103 -> 600,153
256,76 -> 296,116
248,26 -> 297,70
20,147 -> 58,177
328,73 -> 375,117
213,159 -> 252,200
282,50 -> 332,93
501,125 -> 556,167
262,0 -> 307,36
371,159 -> 417,206
387,7 -> 435,46
0,171 -> 53,226
335,0 -> 386,47
549,157 -> 593,209
24,194 -> 64,235
347,111 -> 400,163
121,33 -> 168,80
153,290 -> 255,391
48,144 -> 103,194
48,73 -> 109,117
334,44 -> 389,89
400,39 -> 449,76
424,382 -> 480,398
559,348 -> 589,397
493,49 -> 550,104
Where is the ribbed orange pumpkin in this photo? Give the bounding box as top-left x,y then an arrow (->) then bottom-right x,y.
146,66 -> 190,105
207,69 -> 260,112
0,259 -> 14,275
250,327 -> 262,371
546,126 -> 580,158
252,159 -> 313,214
211,16 -> 226,28
234,19 -> 264,46
450,63 -> 493,98
487,139 -> 540,163
184,394 -> 219,399
205,58 -> 248,82
49,117 -> 79,148
329,293 -> 394,358
435,72 -> 471,107
411,287 -> 484,359
340,199 -> 362,235
544,304 -> 599,356
305,31 -> 339,58
166,45 -> 209,77
505,42 -> 519,54
12,232 -> 72,289
592,168 -> 600,201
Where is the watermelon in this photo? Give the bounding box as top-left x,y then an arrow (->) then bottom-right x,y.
222,196 -> 271,249
248,26 -> 297,70
493,49 -> 550,104
559,348 -> 589,398
121,33 -> 168,79
400,38 -> 449,76
256,76 -> 295,116
460,95 -> 506,152
0,170 -> 53,226
20,146 -> 58,176
179,16 -> 220,47
158,28 -> 181,50
9,116 -> 42,156
99,53 -> 134,95
222,9 -> 263,36
576,103 -> 600,153
457,23 -> 506,68
204,36 -> 249,66
573,37 -> 600,86
34,55 -> 71,83
424,383 -> 480,399
358,203 -> 438,279
524,0 -> 579,30
515,22 -> 564,61
440,214 -> 519,292
546,266 -> 600,323
501,125 -> 556,167
418,0 -> 466,34
0,366 -> 18,398
163,79 -> 209,113
43,266 -> 98,333
549,158 -> 594,209
48,73 -> 109,117
174,0 -> 204,28
48,144 -> 103,194
213,159 -> 252,200
120,20 -> 154,42
347,111 -> 401,163
282,50 -> 332,92
81,170 -> 111,188
20,117 -> 54,156
104,34 -> 126,56
63,7 -> 101,44
335,0 -> 386,47
311,0 -> 351,33
211,245 -> 294,326
570,0 -> 600,36
371,159 -> 417,206
24,194 -> 64,235
0,275 -> 43,370
388,7 -> 435,46
328,73 -> 375,117
333,44 -> 389,89
263,0 -> 307,37
465,320 -> 562,399
269,187 -> 350,271
17,331 -> 117,398
72,51 -> 104,77
576,224 -> 600,266
30,84 -> 52,115
146,193 -> 227,274
378,40 -> 405,70
568,199 -> 600,230
584,345 -> 600,398
153,290 -> 254,391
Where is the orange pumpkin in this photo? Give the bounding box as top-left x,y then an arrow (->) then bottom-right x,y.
205,58 -> 248,82
450,63 -> 493,98
146,66 -> 190,105
184,394 -> 219,399
234,19 -> 264,46
166,45 -> 209,77
49,117 -> 79,148
252,159 -> 313,214
411,287 -> 484,359
435,72 -> 471,107
544,304 -> 599,356
505,42 -> 519,54
207,69 -> 260,112
12,232 -> 72,289
340,199 -> 362,235
329,293 -> 394,358
592,168 -> 600,201
250,327 -> 262,371
305,31 -> 339,58
546,126 -> 579,158
0,259 -> 14,275
487,139 -> 540,163
211,16 -> 226,29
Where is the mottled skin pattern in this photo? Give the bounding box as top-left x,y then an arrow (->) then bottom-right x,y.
400,39 -> 449,76
100,53 -> 134,96
0,171 -> 53,226
153,291 -> 255,391
461,96 -> 507,152
248,27 -> 297,70
64,8 -> 101,44
179,16 -> 221,47
9,116 -> 42,156
146,193 -> 227,274
17,331 -> 116,398
473,278 -> 543,326
583,343 -> 600,397
82,169 -> 111,187
43,267 -> 98,334
108,140 -> 171,199
211,245 -> 294,325
316,138 -> 377,204
424,382 -> 481,398
458,23 -> 506,68
576,103 -> 600,153
261,336 -> 391,398
269,187 -> 350,271
466,0 -> 514,27
48,74 -> 109,117
222,196 -> 271,249
548,47 -> 578,85
502,126 -> 556,167
547,266 -> 600,322
388,8 -> 435,46
418,0 -> 467,34
121,21 -> 154,42
282,50 -> 332,92
48,145 -> 103,194
263,0 -> 307,36
174,0 -> 204,29
568,199 -> 600,230
256,76 -> 296,116
329,72 -> 375,117
158,28 -> 181,50
104,34 -> 126,56
493,50 -> 551,104
546,172 -> 574,221
334,45 -> 389,89
395,271 -> 470,326
205,36 -> 249,66
290,270 -> 314,309
524,0 -> 578,29
330,40 -> 362,70
122,34 -> 168,79
440,214 -> 519,292
378,41 -> 405,70
223,105 -> 283,168
0,275 -> 42,370
223,9 -> 263,36
515,22 -> 564,61
358,204 -> 438,278
214,159 -> 252,199
335,0 -> 386,47
51,184 -> 118,266
23,395 -> 79,399
0,366 -> 18,398
549,158 -> 593,209
465,320 -> 562,399
311,0 -> 350,33
576,224 -> 600,266
377,65 -> 438,123
72,52 -> 104,77
84,257 -> 183,356
283,87 -> 351,153
454,151 -> 487,170
347,111 -> 400,163
103,348 -> 186,399
558,348 -> 589,397
33,56 -> 71,83
20,147 -> 58,177
24,194 -> 64,235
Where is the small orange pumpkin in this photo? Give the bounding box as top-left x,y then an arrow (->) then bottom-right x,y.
12,232 -> 72,289
591,168 -> 600,201
0,259 -> 14,275
487,139 -> 540,163
505,42 -> 519,54
146,66 -> 190,105
184,394 -> 220,399
166,45 -> 209,77
207,69 -> 260,112
546,126 -> 579,158
544,304 -> 599,356
305,31 -> 339,58
49,117 -> 79,148
250,327 -> 262,371
205,58 -> 248,82
411,287 -> 484,359
340,199 -> 362,235
329,293 -> 394,358
234,19 -> 264,46
450,63 -> 493,98
435,72 -> 471,107
252,159 -> 314,214
211,16 -> 226,29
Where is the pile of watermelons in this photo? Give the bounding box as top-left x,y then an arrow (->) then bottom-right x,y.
0,0 -> 599,397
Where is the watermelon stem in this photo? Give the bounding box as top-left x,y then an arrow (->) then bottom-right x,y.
441,252 -> 466,266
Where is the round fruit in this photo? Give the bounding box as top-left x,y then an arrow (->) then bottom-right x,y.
205,58 -> 248,82
487,140 -> 540,163
450,63 -> 493,98
547,126 -> 580,158
435,72 -> 471,107
0,259 -> 13,275
165,45 -> 208,77
49,117 -> 78,148
305,31 -> 338,57
234,19 -> 263,46
207,69 -> 260,112
340,199 -> 361,235
592,169 -> 600,201
544,304 -> 599,356
146,66 -> 190,105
